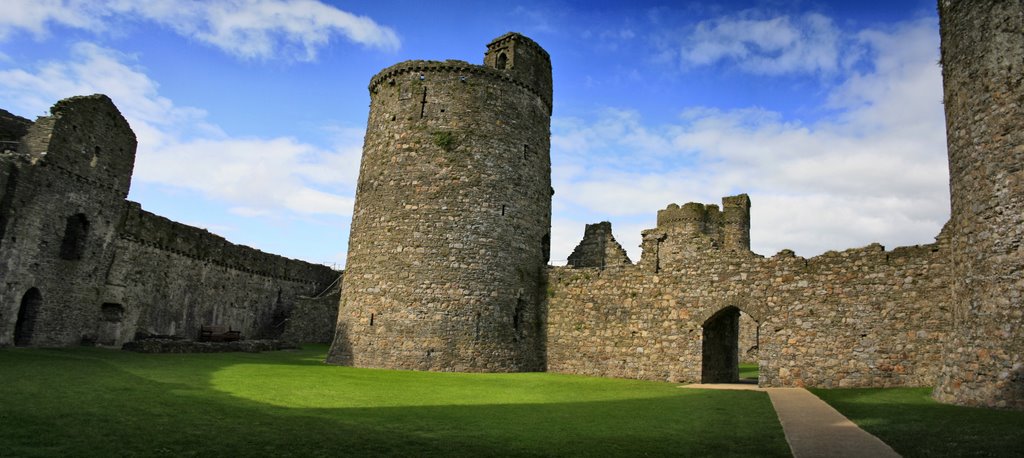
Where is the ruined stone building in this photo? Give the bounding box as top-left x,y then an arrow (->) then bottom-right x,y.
1,2 -> 1020,410
0,96 -> 340,348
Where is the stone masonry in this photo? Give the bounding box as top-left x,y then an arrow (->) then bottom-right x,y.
0,95 -> 340,348
2,8 -> 1022,411
327,33 -> 552,372
933,0 -> 1024,410
321,25 -> 1015,409
546,198 -> 951,388
567,222 -> 632,269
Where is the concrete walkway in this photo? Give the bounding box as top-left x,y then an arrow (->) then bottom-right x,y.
682,384 -> 901,458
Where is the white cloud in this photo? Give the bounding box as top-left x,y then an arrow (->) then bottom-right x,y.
0,41 -> 360,219
552,18 -> 948,260
0,0 -> 104,40
677,11 -> 843,75
0,0 -> 400,60
138,137 -> 356,217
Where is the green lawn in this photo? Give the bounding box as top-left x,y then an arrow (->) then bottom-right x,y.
739,362 -> 759,381
0,345 -> 790,457
812,387 -> 1024,457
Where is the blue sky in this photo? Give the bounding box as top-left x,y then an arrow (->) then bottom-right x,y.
0,0 -> 949,266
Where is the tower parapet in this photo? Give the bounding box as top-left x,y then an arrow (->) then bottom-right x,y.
640,194 -> 752,271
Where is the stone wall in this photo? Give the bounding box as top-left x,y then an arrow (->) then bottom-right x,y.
0,109 -> 30,143
328,33 -> 552,372
546,207 -> 951,388
934,0 -> 1024,409
282,276 -> 344,344
0,95 -> 341,348
100,203 -> 338,346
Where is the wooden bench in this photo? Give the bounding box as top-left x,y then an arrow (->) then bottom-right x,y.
198,325 -> 242,342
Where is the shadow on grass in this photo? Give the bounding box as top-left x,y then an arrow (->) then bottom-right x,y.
0,346 -> 790,457
811,387 -> 1024,458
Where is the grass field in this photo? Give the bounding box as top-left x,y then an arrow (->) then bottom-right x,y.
739,362 -> 758,381
0,345 -> 790,457
812,387 -> 1024,457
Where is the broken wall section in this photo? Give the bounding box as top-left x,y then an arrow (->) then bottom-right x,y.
547,202 -> 951,388
566,221 -> 631,268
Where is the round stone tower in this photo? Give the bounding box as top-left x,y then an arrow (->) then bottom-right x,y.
327,33 -> 552,372
934,1 -> 1023,409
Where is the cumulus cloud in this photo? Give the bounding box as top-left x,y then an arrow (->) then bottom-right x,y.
676,11 -> 843,75
552,18 -> 948,260
0,0 -> 400,60
0,41 -> 360,219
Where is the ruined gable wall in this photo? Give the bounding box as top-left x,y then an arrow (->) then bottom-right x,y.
102,202 -> 339,345
566,221 -> 631,268
546,223 -> 951,388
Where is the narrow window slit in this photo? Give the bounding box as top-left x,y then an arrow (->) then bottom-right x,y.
420,87 -> 427,118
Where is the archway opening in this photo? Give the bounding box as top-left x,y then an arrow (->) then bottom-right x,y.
15,288 -> 42,347
738,311 -> 760,383
701,306 -> 740,383
496,52 -> 508,69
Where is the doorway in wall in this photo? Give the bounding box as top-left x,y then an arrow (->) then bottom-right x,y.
701,306 -> 740,383
15,288 -> 42,347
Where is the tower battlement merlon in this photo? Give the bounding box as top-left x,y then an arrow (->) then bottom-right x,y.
656,202 -> 714,229
721,193 -> 751,252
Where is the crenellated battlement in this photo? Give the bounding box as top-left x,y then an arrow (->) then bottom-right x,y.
650,194 -> 751,255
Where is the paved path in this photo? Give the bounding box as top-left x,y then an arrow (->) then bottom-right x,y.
682,384 -> 901,458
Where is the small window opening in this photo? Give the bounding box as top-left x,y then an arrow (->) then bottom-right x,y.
370,313 -> 375,326
60,213 -> 89,260
502,205 -> 507,216
496,52 -> 508,70
420,87 -> 427,118
94,146 -> 101,156
523,144 -> 530,159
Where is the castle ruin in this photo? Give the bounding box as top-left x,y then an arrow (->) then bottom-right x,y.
0,1 -> 1020,410
0,96 -> 340,348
